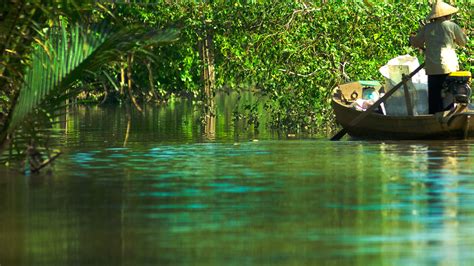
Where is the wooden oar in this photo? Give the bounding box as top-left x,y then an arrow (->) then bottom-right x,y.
330,63 -> 425,141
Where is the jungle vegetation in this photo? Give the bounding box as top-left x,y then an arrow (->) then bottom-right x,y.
0,1 -> 472,166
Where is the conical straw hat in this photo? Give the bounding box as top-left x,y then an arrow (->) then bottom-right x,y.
427,1 -> 459,20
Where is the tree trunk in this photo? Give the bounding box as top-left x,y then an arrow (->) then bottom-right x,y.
146,60 -> 159,102
198,19 -> 215,107
127,53 -> 142,112
120,59 -> 125,96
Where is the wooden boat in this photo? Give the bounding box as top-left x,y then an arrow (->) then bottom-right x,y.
332,80 -> 474,140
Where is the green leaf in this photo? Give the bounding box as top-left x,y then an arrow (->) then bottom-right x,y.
5,22 -> 179,136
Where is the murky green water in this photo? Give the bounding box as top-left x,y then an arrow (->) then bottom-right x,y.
2,99 -> 474,265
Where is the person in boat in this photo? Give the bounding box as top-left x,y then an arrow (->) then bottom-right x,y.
409,1 -> 468,114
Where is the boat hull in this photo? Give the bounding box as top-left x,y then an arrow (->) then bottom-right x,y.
332,99 -> 474,140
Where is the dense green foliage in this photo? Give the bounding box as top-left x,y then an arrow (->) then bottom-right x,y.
107,1 -> 472,132
1,1 -> 472,151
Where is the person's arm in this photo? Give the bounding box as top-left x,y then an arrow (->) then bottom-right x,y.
453,23 -> 468,47
410,26 -> 426,49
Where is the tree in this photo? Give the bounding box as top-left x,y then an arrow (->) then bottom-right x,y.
0,1 -> 178,169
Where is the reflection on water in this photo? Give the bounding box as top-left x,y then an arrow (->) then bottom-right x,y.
336,142 -> 474,266
2,100 -> 474,265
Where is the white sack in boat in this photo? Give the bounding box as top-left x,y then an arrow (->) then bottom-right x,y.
379,54 -> 428,116
353,98 -> 375,111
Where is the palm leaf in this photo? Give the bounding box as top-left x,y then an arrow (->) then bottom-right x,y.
5,22 -> 179,135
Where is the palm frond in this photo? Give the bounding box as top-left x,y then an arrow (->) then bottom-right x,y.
5,22 -> 179,135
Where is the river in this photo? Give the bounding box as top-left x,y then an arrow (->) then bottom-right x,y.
1,97 -> 474,265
